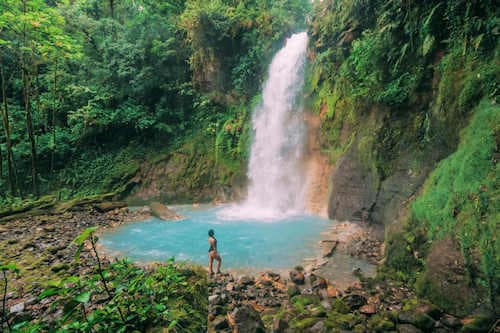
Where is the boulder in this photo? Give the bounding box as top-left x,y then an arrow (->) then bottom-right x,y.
359,303 -> 377,315
440,314 -> 462,328
308,320 -> 327,333
149,202 -> 183,221
238,275 -> 254,286
229,304 -> 265,333
9,302 -> 25,314
342,294 -> 367,310
398,324 -> 423,333
289,270 -> 305,285
272,317 -> 289,333
94,201 -> 127,213
213,316 -> 229,330
328,144 -> 379,221
398,311 -> 435,331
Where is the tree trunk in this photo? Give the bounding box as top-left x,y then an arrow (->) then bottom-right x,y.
21,0 -> 37,196
22,68 -> 38,196
109,0 -> 114,18
0,63 -> 16,195
50,58 -> 58,175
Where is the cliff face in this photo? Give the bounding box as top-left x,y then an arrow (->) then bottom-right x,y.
308,0 -> 499,316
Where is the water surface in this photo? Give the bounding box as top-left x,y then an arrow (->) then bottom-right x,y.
101,205 -> 329,271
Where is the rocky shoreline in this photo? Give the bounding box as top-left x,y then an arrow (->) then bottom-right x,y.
1,204 -> 497,332
0,204 -> 152,325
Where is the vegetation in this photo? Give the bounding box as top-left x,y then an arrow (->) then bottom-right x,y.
307,0 -> 498,316
2,228 -> 207,332
0,0 -> 498,330
0,0 -> 310,207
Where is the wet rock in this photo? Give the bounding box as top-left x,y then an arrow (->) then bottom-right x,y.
328,145 -> 379,221
398,311 -> 435,331
440,314 -> 462,328
213,316 -> 229,330
460,315 -> 496,333
50,263 -> 69,273
94,201 -> 127,213
289,270 -> 305,285
288,284 -> 300,298
10,302 -> 25,314
209,294 -> 221,305
149,202 -> 183,220
359,303 -> 377,315
398,324 -> 423,333
342,294 -> 367,310
326,286 -> 340,298
238,275 -> 254,286
272,317 -> 289,333
311,275 -> 327,291
308,320 -> 327,333
416,303 -> 442,320
229,304 -> 265,333
320,300 -> 332,311
320,240 -> 338,257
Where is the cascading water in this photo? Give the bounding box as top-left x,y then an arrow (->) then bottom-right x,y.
220,32 -> 309,220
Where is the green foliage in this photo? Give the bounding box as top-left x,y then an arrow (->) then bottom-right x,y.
0,0 -> 310,203
11,231 -> 207,332
411,100 -> 499,309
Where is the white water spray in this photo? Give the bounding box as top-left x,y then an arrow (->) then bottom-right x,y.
220,32 -> 309,220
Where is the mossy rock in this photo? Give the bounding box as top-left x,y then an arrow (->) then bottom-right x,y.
460,315 -> 496,333
367,314 -> 396,332
289,317 -> 321,330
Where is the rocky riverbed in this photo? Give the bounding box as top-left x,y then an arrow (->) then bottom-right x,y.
0,204 -> 151,324
1,205 -> 497,332
207,268 -> 496,333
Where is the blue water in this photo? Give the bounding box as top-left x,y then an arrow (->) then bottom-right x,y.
100,205 -> 330,270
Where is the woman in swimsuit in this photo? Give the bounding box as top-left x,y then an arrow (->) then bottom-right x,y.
208,229 -> 221,275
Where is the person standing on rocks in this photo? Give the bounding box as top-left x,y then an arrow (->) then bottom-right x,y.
208,229 -> 222,275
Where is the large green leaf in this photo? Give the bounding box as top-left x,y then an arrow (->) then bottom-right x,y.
74,291 -> 91,303
73,227 -> 98,245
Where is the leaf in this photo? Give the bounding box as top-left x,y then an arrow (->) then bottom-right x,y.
38,288 -> 60,300
74,291 -> 91,303
73,227 -> 98,245
0,263 -> 19,273
168,320 -> 178,329
422,35 -> 435,56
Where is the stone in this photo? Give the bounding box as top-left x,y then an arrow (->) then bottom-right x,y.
326,286 -> 340,298
342,294 -> 367,310
149,202 -> 183,220
320,240 -> 338,257
50,263 -> 69,273
398,311 -> 435,331
359,303 -> 377,315
208,294 -> 221,305
238,275 -> 254,285
311,276 -> 327,291
328,145 -> 379,221
398,324 -> 423,333
94,201 -> 127,213
440,314 -> 462,328
289,270 -> 305,285
229,304 -> 265,333
213,316 -> 229,330
308,320 -> 327,333
9,302 -> 25,314
320,300 -> 332,311
288,285 -> 300,298
416,303 -> 442,320
272,317 -> 289,333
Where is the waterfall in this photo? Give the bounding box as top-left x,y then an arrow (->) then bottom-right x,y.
220,32 -> 309,220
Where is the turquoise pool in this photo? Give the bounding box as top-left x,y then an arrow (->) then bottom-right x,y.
100,204 -> 330,271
